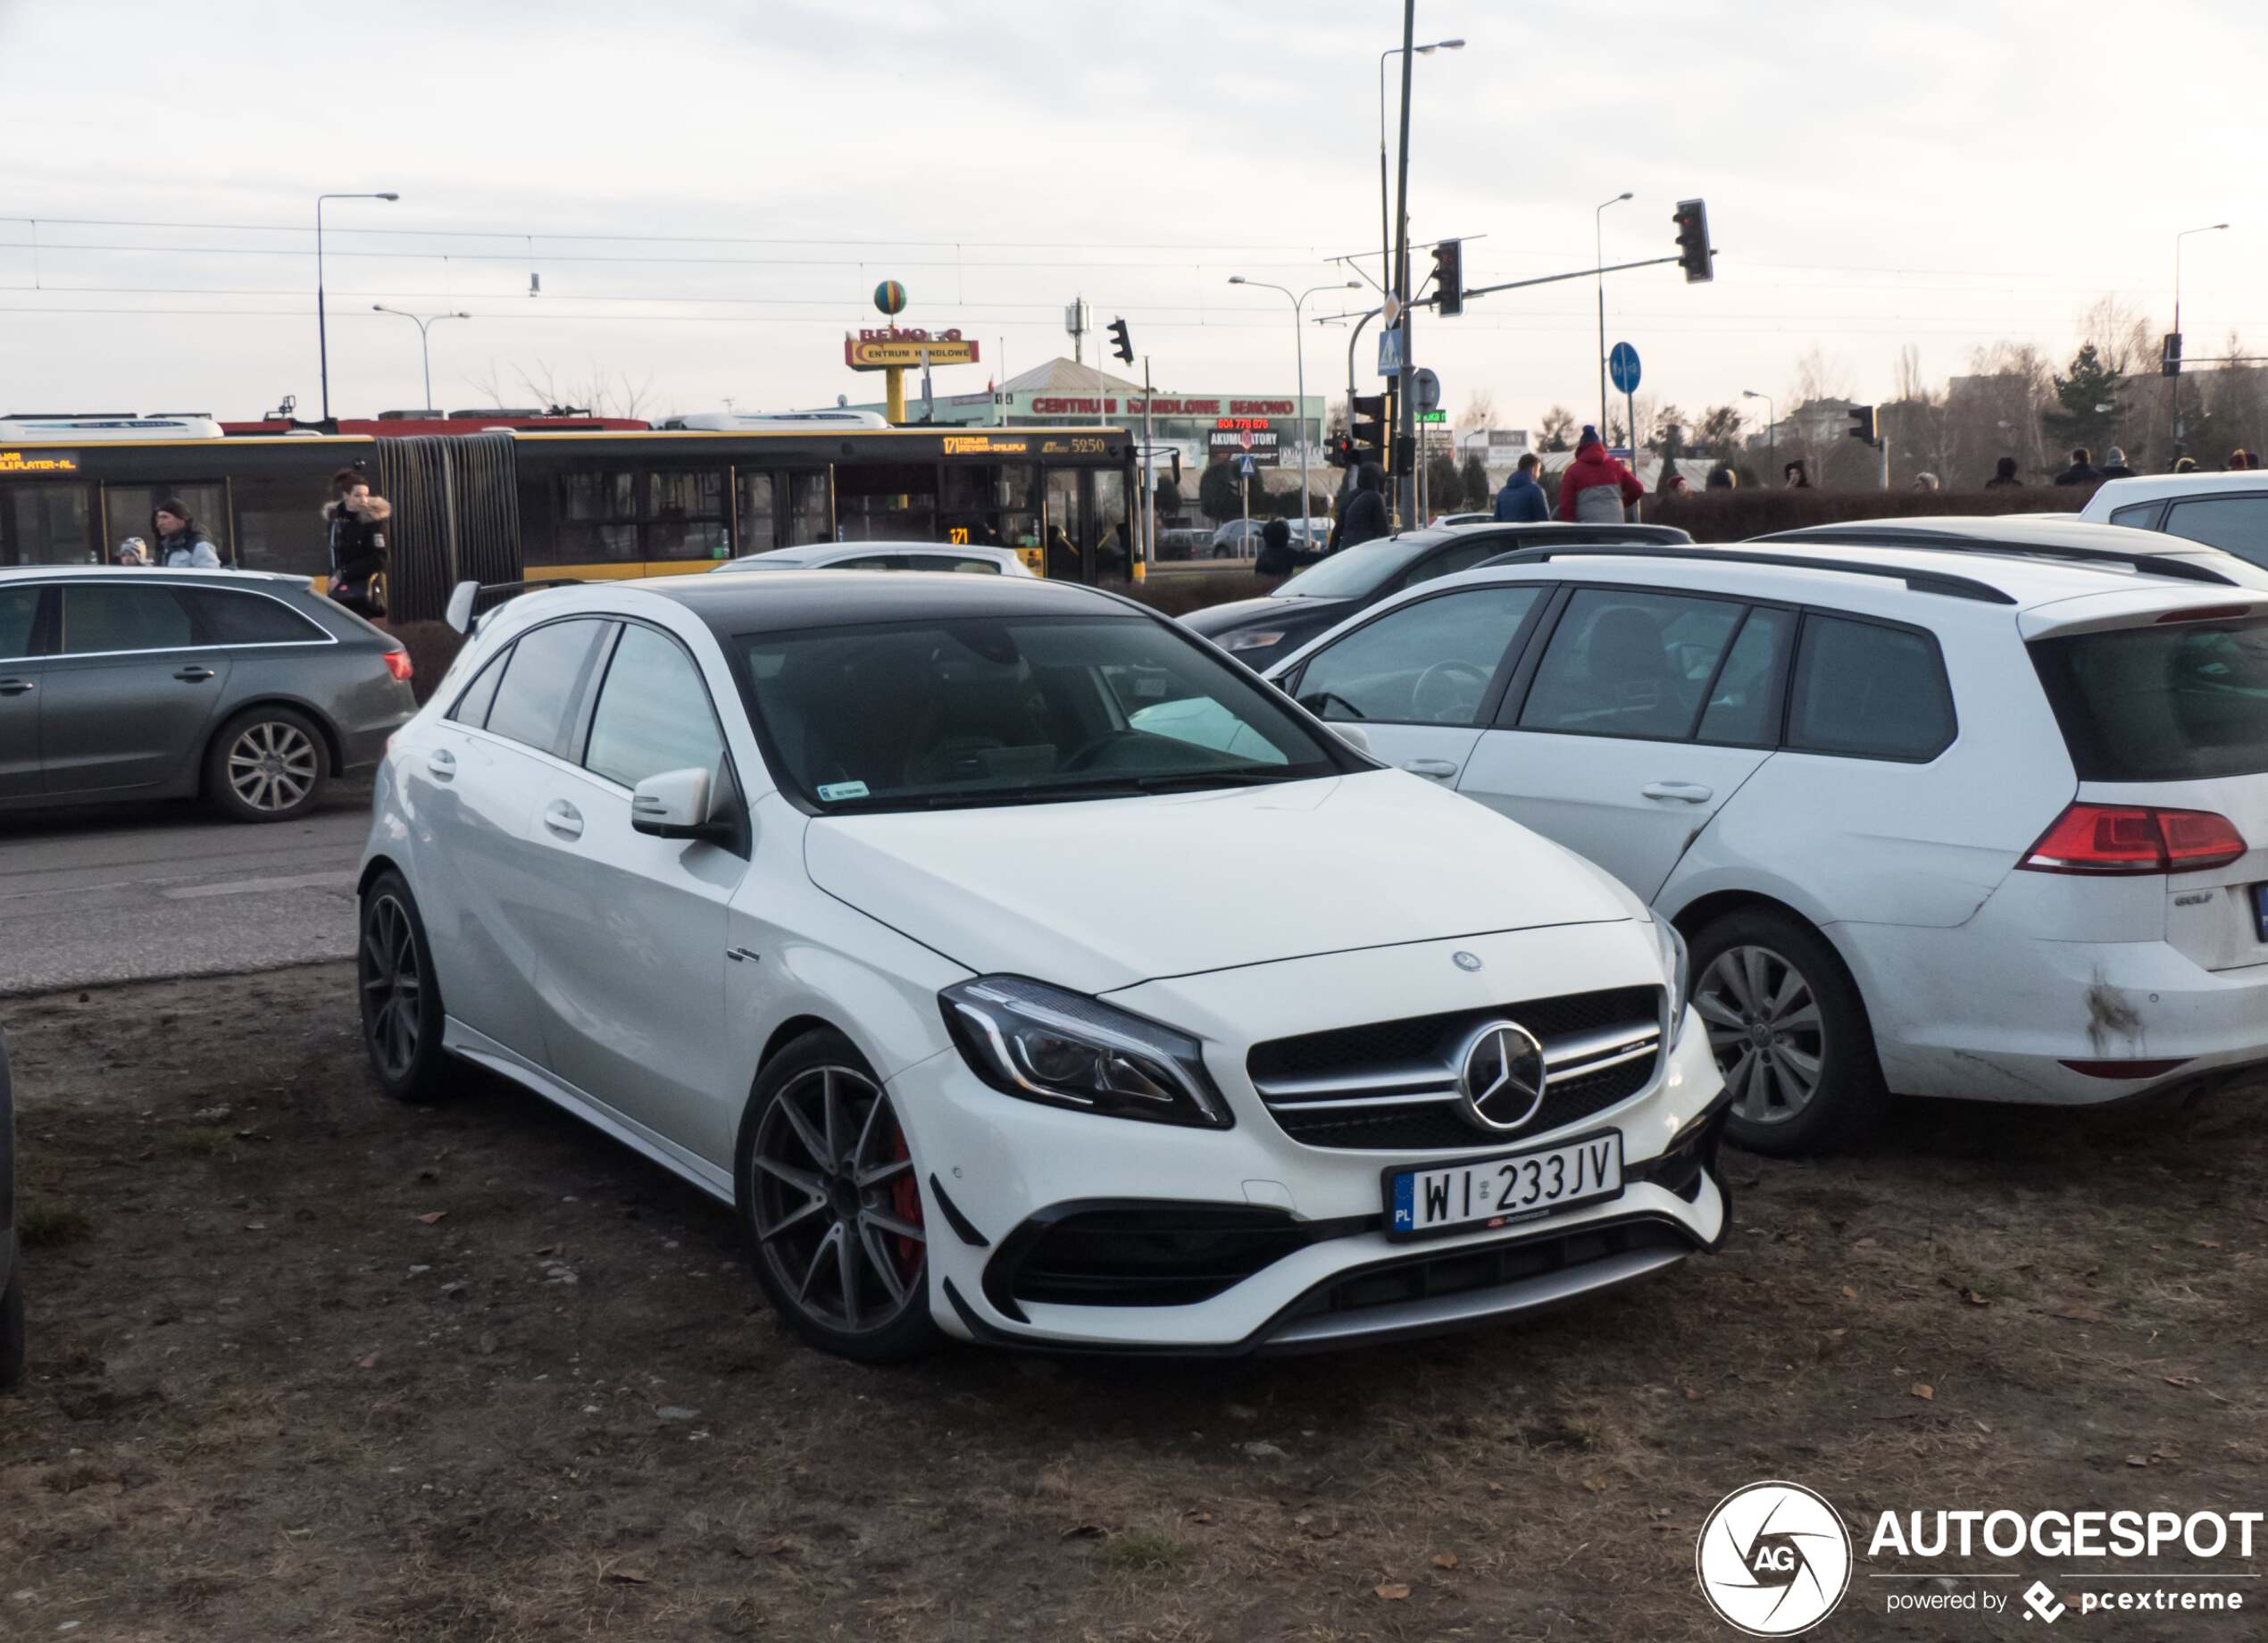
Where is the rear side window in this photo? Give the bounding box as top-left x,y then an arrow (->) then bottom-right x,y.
1517,588 -> 1745,741
2162,496 -> 2268,569
60,584 -> 195,655
1697,607 -> 1796,746
182,588 -> 329,646
2030,617 -> 2268,781
1786,616 -> 1955,761
481,619 -> 608,757
2107,500 -> 2165,530
0,586 -> 40,658
448,649 -> 509,728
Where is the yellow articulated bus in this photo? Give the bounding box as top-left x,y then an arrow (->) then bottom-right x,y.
0,421 -> 1140,621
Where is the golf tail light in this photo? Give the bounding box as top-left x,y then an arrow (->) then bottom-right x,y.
941,976 -> 1232,1129
382,650 -> 414,682
2020,803 -> 2247,874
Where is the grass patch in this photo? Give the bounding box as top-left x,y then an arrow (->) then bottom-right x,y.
1097,1530 -> 1191,1573
17,1200 -> 93,1248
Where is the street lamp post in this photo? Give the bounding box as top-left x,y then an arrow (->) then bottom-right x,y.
1597,191 -> 1633,443
371,306 -> 471,413
1741,388 -> 1775,480
1378,39 -> 1463,298
1230,278 -> 1361,544
2172,221 -> 2229,461
317,190 -> 399,424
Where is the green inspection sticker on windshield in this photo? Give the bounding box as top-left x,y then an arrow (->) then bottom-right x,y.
816,780 -> 870,802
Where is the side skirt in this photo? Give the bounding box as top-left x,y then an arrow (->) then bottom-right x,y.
441,1017 -> 736,1205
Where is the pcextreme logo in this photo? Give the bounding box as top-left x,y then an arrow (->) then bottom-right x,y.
1697,1480 -> 1854,1636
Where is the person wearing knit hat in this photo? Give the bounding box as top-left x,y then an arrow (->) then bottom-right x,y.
1556,426 -> 1646,521
2098,446 -> 2136,479
150,498 -> 222,568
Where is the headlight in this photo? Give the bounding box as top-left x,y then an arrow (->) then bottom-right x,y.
1655,918 -> 1690,1048
1220,629 -> 1287,654
940,976 -> 1233,1129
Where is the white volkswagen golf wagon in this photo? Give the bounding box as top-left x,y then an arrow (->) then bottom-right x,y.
357,572 -> 1724,1360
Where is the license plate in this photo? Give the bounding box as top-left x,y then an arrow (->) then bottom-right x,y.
1386,1130 -> 1623,1241
2254,883 -> 2268,944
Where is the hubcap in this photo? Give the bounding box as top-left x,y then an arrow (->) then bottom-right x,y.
228,721 -> 319,812
1695,944 -> 1824,1126
359,894 -> 421,1081
749,1066 -> 925,1334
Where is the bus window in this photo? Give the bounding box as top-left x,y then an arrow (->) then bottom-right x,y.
104,484 -> 227,563
788,471 -> 831,546
737,471 -> 780,554
645,469 -> 730,560
559,471 -> 638,563
232,473 -> 332,575
1,482 -> 94,565
835,461 -> 938,542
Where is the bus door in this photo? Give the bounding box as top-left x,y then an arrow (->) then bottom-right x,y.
735,469 -> 833,554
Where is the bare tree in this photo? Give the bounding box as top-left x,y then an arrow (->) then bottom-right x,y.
1460,389 -> 1497,431
460,358 -> 657,419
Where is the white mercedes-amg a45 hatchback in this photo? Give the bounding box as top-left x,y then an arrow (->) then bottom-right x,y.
358,571 -> 1726,1360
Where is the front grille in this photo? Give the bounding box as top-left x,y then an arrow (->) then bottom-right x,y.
1247,985 -> 1664,1153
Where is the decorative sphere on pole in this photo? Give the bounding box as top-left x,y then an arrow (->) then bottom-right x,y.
873,280 -> 907,318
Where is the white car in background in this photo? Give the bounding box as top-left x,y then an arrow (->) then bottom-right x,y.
357,571 -> 1724,1361
1265,519 -> 2268,1155
711,541 -> 1033,577
2080,471 -> 2268,572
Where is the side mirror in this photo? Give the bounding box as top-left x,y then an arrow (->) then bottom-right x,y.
443,580 -> 479,635
630,767 -> 733,843
1332,723 -> 1372,755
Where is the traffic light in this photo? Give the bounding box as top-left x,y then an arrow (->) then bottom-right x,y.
1847,404 -> 1879,446
2162,331 -> 2183,379
1431,239 -> 1464,317
1324,433 -> 1355,469
1349,393 -> 1388,464
1672,198 -> 1714,284
1107,317 -> 1134,365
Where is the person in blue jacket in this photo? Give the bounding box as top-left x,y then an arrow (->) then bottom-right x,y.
1492,452 -> 1549,521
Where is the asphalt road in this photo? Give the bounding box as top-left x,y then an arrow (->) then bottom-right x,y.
0,783 -> 372,997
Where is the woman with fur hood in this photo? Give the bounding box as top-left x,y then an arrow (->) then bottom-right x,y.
324,467 -> 392,618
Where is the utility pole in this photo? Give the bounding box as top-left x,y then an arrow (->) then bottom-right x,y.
1140,357 -> 1155,583
1391,0 -> 1417,530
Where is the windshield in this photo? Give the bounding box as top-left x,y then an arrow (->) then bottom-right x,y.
2030,616 -> 2268,781
739,613 -> 1347,813
1274,535 -> 1434,599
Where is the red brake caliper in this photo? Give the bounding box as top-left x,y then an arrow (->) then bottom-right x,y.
888,1126 -> 922,1277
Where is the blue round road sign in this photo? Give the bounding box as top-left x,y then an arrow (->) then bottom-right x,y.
1609,341 -> 1642,394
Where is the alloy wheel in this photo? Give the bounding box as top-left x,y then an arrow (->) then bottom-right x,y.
1695,944 -> 1824,1126
228,720 -> 320,813
360,894 -> 422,1081
749,1065 -> 925,1334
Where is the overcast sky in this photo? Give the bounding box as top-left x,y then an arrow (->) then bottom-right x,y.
4,0 -> 2261,435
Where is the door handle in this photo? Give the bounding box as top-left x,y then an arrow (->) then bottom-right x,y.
0,679 -> 32,697
542,799 -> 584,840
425,748 -> 457,779
1402,759 -> 1462,780
1640,780 -> 1714,803
172,665 -> 216,683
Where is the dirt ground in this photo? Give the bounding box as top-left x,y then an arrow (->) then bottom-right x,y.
3,963 -> 2264,1642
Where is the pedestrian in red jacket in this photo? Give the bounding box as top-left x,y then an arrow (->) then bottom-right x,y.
1555,427 -> 1647,521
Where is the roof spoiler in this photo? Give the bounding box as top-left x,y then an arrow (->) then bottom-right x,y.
444,578 -> 585,636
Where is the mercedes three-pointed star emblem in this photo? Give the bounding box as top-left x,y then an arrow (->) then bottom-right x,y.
1455,1020 -> 1549,1132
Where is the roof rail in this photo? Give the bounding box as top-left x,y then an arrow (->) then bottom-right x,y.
443,577 -> 585,635
1477,543 -> 2018,605
1753,525 -> 2244,587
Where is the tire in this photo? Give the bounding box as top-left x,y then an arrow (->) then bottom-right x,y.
357,871 -> 454,1105
0,1263 -> 21,1392
736,1030 -> 939,1364
204,705 -> 329,823
1688,907 -> 1887,1156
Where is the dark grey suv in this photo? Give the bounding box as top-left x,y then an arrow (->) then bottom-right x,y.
0,568 -> 416,822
